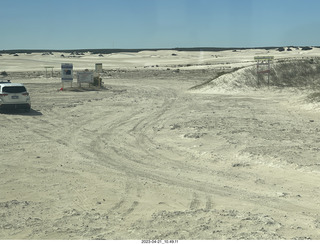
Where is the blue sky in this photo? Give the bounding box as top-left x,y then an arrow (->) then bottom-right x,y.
1,0 -> 320,50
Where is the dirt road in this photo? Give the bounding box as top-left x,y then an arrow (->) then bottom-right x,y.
1,70 -> 320,239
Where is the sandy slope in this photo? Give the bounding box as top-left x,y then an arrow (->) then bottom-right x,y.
1,50 -> 320,240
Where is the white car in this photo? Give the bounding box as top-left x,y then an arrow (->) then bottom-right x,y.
0,81 -> 31,112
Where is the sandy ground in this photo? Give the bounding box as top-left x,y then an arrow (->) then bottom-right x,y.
1,50 -> 320,240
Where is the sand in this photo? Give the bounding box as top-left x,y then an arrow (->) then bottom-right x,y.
1,49 -> 320,240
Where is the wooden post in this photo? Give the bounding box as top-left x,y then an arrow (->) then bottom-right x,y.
268,60 -> 270,88
45,66 -> 54,78
254,56 -> 274,87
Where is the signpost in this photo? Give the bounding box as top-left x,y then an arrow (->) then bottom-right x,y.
95,63 -> 103,88
254,56 -> 274,87
61,63 -> 73,88
60,63 -> 103,90
77,70 -> 94,87
95,63 -> 103,73
44,66 -> 54,78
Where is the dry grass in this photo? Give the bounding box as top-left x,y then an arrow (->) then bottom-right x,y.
306,92 -> 320,102
246,58 -> 320,88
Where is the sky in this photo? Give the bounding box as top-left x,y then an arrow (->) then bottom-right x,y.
1,0 -> 320,50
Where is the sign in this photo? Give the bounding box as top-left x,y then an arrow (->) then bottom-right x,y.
254,56 -> 274,61
95,63 -> 103,73
61,63 -> 73,82
77,71 -> 94,83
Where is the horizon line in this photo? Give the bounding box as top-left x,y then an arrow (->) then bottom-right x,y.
1,45 -> 318,53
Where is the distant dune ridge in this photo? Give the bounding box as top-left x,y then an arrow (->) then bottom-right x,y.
0,46 -> 316,54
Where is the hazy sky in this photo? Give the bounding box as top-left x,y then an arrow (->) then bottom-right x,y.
1,0 -> 320,50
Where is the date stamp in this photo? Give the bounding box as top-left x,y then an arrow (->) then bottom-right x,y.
141,240 -> 178,244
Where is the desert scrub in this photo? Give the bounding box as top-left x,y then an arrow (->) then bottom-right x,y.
306,92 -> 320,103
270,59 -> 320,87
243,58 -> 320,88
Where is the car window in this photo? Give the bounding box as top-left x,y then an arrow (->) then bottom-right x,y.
3,86 -> 27,93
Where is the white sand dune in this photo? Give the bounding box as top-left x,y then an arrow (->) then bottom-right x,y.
2,47 -> 320,72
1,48 -> 320,240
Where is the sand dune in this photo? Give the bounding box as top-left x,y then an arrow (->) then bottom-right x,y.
1,49 -> 320,240
2,47 -> 320,72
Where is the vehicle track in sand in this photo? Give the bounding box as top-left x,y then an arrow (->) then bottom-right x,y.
1,76 -> 320,239
54,81 -> 320,221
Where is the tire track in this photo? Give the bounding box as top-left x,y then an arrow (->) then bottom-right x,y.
81,87 -> 320,220
5,81 -> 319,228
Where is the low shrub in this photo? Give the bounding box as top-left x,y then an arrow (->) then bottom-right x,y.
301,46 -> 313,51
244,58 -> 320,88
306,92 -> 320,102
